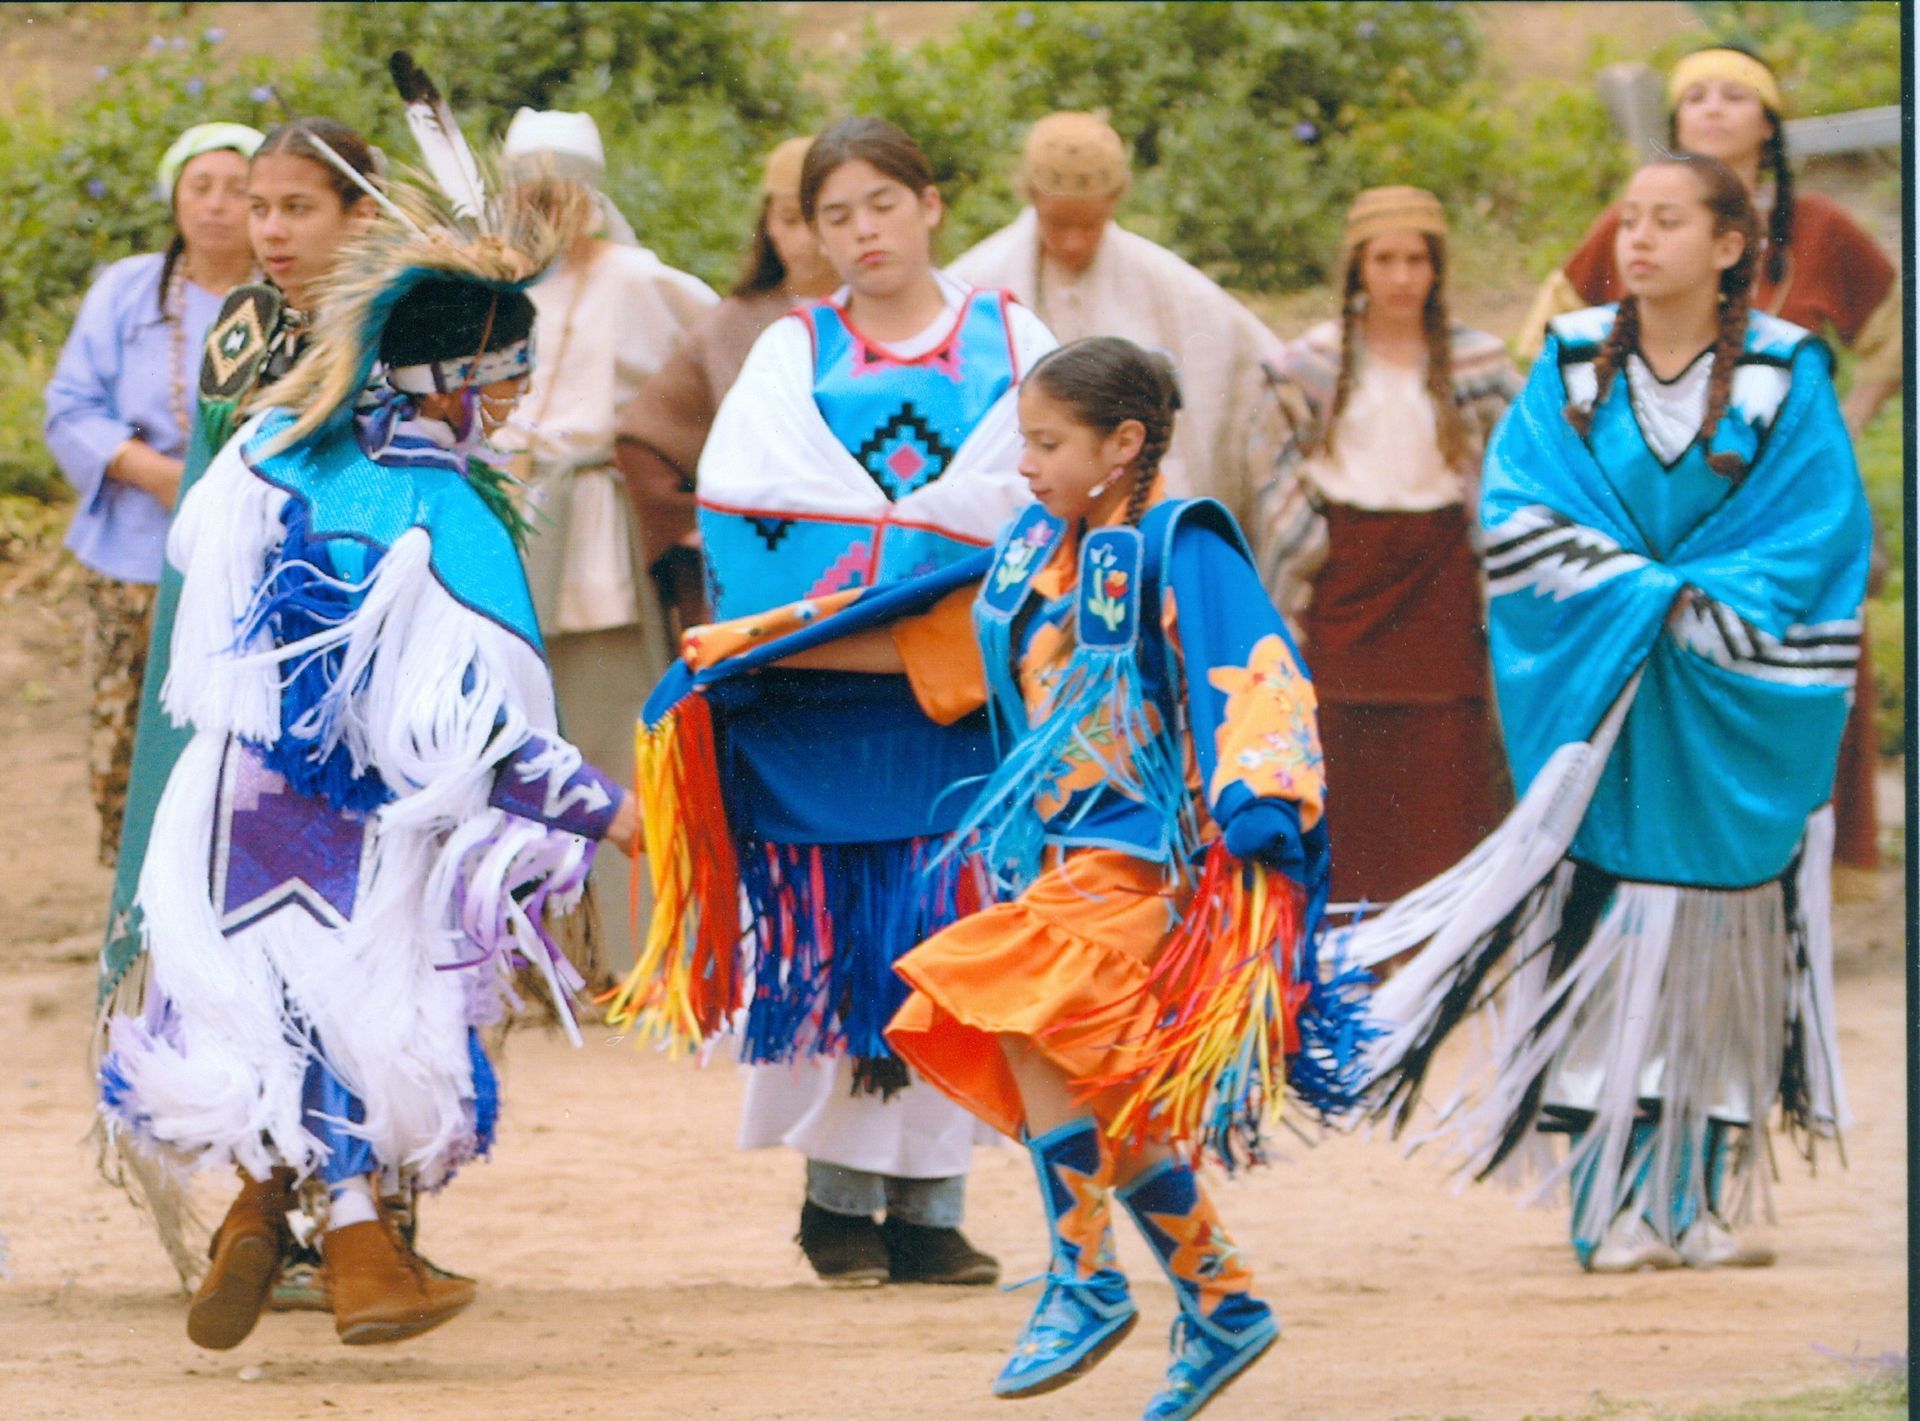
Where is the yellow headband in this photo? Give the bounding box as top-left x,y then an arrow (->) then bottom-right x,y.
1668,49 -> 1783,112
1341,186 -> 1448,262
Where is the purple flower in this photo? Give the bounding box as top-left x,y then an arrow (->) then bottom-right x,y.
92,64 -> 110,80
1082,21 -> 1105,39
170,36 -> 189,51
249,85 -> 275,104
185,77 -> 205,97
1015,8 -> 1035,27
147,34 -> 166,51
202,26 -> 227,44
1356,20 -> 1377,39
86,178 -> 107,199
1292,120 -> 1319,143
1444,35 -> 1464,53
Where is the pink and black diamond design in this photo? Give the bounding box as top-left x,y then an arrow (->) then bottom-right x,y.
854,402 -> 957,501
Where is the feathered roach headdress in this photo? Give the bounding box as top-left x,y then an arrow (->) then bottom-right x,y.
250,53 -> 581,457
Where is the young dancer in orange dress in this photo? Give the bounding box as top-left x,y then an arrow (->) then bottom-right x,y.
626,337 -> 1366,1418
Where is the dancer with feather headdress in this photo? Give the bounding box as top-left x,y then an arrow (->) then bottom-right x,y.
94,67 -> 639,1350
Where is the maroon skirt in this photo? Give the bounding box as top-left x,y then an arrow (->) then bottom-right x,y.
1832,640 -> 1879,870
1304,503 -> 1511,903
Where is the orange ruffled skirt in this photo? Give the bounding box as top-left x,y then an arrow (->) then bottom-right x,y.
887,848 -> 1193,1142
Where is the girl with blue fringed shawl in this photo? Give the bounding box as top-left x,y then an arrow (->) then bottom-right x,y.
1344,154 -> 1869,1280
624,336 -> 1369,1421
94,169 -> 640,1356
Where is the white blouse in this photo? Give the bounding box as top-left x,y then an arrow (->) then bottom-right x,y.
1302,357 -> 1463,512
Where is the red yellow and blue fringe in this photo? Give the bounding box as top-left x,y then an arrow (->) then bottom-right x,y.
1045,841 -> 1372,1172
602,694 -> 743,1053
601,694 -> 990,1087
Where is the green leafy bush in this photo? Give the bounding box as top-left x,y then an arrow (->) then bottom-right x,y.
1855,394 -> 1903,753
0,341 -> 64,503
837,1 -> 1632,290
312,1 -> 813,290
0,31 -> 289,353
320,2 -> 808,140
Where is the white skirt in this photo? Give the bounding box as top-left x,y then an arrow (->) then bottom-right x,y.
737,1057 -> 996,1177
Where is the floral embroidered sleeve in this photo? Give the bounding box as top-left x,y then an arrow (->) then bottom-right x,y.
1161,512 -> 1326,872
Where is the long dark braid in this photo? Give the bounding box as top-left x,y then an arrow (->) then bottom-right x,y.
1566,153 -> 1760,480
1122,461 -> 1158,527
1026,336 -> 1183,528
1565,293 -> 1640,442
1419,234 -> 1471,471
1701,223 -> 1758,479
1758,116 -> 1794,288
156,233 -> 186,320
1312,261 -> 1366,459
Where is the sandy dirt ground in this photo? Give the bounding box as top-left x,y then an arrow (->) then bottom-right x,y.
0,566 -> 1906,1421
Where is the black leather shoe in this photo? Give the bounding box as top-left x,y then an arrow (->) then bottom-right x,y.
797,1200 -> 890,1286
881,1216 -> 1000,1285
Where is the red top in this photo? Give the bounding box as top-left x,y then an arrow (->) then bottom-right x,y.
1560,191 -> 1894,346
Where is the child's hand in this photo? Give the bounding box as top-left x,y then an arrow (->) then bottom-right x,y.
1667,586 -> 1697,632
605,791 -> 643,856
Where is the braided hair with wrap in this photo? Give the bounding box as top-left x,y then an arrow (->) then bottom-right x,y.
1564,152 -> 1760,481
1314,232 -> 1470,472
1025,336 -> 1183,526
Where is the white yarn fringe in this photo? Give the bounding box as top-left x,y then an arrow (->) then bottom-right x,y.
1344,670 -> 1845,1243
1424,878 -> 1801,1242
107,438 -> 591,1198
1792,805 -> 1850,1134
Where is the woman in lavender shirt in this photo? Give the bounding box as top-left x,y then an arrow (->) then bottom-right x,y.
43,121 -> 261,864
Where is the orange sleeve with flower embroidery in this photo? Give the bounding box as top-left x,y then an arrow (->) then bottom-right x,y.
678,580 -> 987,726
1160,511 -> 1327,836
1205,632 -> 1325,831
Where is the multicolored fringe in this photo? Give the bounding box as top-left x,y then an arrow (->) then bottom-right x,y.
603,693 -> 989,1090
737,835 -> 985,1070
603,694 -> 744,1052
1047,843 -> 1373,1172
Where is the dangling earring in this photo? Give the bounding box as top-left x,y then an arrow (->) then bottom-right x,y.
1088,465 -> 1125,500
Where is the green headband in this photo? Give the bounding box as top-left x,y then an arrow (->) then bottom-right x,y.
156,122 -> 265,200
